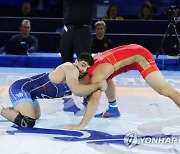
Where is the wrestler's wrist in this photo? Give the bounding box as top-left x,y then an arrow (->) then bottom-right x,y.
78,123 -> 85,130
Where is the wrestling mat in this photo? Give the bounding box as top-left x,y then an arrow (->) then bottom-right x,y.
0,67 -> 180,154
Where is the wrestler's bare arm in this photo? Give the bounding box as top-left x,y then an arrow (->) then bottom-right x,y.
64,63 -> 114,130
64,65 -> 107,96
49,64 -> 66,83
49,63 -> 107,96
64,73 -> 103,130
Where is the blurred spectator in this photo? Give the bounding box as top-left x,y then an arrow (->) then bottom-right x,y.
139,1 -> 153,20
0,19 -> 38,54
13,1 -> 38,17
102,4 -> 124,20
92,20 -> 113,53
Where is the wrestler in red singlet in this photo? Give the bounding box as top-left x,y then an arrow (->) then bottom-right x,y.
88,44 -> 159,79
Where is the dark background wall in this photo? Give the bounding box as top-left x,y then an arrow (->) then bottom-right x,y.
0,0 -> 180,55
0,0 -> 180,18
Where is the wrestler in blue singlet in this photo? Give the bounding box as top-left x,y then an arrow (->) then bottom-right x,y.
9,73 -> 71,107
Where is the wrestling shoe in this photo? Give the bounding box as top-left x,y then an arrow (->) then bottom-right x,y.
63,97 -> 79,114
94,106 -> 120,118
63,98 -> 88,116
74,102 -> 88,116
73,96 -> 89,116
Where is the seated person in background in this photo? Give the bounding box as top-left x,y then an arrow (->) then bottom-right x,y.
92,20 -> 113,53
102,4 -> 124,20
13,1 -> 38,17
0,19 -> 38,54
139,1 -> 153,20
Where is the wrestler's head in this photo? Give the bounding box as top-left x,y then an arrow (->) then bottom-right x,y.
74,53 -> 94,77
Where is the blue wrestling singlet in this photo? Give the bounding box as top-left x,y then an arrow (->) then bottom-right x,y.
9,73 -> 71,106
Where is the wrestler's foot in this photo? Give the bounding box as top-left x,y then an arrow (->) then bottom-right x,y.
94,106 -> 120,118
63,98 -> 88,116
63,98 -> 79,114
74,101 -> 88,116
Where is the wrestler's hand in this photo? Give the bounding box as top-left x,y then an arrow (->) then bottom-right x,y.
99,80 -> 107,92
64,124 -> 84,130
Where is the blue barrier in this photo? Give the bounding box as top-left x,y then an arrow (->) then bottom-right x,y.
0,53 -> 62,68
0,53 -> 179,70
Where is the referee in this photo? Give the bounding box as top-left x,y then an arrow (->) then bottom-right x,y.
60,0 -> 96,63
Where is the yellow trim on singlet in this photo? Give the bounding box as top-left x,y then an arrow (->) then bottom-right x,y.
104,51 -> 117,65
100,51 -> 117,65
114,55 -> 150,71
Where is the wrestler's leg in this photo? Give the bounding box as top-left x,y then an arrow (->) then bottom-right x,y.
94,80 -> 120,118
35,101 -> 41,119
105,80 -> 116,102
1,76 -> 41,127
1,101 -> 40,127
145,71 -> 180,108
0,106 -> 19,122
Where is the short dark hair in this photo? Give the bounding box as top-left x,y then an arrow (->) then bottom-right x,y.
77,52 -> 94,66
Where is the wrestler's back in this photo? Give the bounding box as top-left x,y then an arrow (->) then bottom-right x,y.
10,73 -> 69,100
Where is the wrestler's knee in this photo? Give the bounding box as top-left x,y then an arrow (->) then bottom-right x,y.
14,113 -> 36,128
36,112 -> 41,119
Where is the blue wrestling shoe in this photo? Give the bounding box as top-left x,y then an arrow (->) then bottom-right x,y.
63,98 -> 79,114
74,101 -> 88,116
73,96 -> 89,116
63,97 -> 88,116
94,106 -> 120,118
